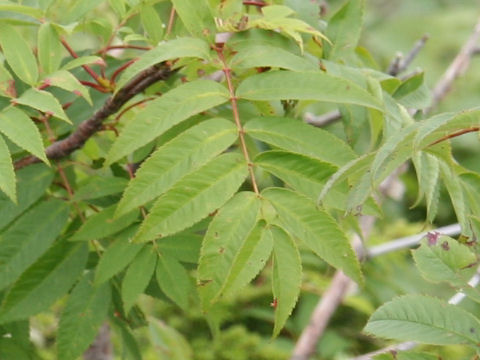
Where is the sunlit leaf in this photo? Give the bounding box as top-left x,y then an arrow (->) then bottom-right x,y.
0,135 -> 16,202
38,23 -> 63,75
15,88 -> 70,123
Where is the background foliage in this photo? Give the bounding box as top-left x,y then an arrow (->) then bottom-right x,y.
1,0 -> 480,359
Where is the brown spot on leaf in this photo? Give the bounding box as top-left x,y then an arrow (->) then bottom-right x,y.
441,241 -> 450,251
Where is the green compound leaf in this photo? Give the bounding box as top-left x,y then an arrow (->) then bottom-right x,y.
197,191 -> 261,311
70,205 -> 139,241
15,88 -> 70,123
237,71 -> 383,111
412,235 -> 477,287
229,44 -> 317,71
44,70 -> 92,105
0,106 -> 48,164
0,241 -> 88,323
121,245 -> 157,313
57,272 -> 111,360
325,0 -> 365,61
170,0 -> 215,39
94,226 -> 143,285
0,135 -> 15,202
254,150 -> 337,201
0,164 -> 53,232
132,153 -> 248,243
0,199 -> 70,290
262,188 -> 363,285
364,294 -> 480,346
156,255 -> 192,310
37,22 -> 63,75
106,80 -> 229,165
216,220 -> 273,301
0,22 -> 38,85
271,225 -> 302,337
116,37 -> 211,90
116,118 -> 237,217
245,117 -> 356,166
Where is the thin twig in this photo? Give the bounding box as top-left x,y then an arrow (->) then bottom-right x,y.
14,63 -> 173,170
424,18 -> 480,114
304,110 -> 341,127
166,6 -> 176,38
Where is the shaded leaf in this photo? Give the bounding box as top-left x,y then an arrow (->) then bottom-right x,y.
0,106 -> 48,163
71,205 -> 139,241
149,318 -> 193,360
0,199 -> 69,290
132,153 -> 248,243
156,255 -> 192,310
57,272 -> 111,360
140,3 -> 163,44
245,117 -> 356,166
262,188 -> 362,285
107,80 -> 229,164
74,176 -> 128,201
237,71 -> 383,111
94,226 -> 143,285
0,242 -> 88,323
271,225 -> 302,337
0,62 -> 15,98
121,245 -> 157,313
0,22 -> 38,85
116,118 -> 236,217
364,294 -> 480,346
197,191 -> 261,310
0,164 -> 53,231
156,233 -> 202,264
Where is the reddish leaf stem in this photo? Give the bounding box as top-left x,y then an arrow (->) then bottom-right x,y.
243,0 -> 267,7
166,6 -> 176,37
110,58 -> 138,84
428,127 -> 480,147
216,46 -> 259,195
61,37 -> 103,85
113,97 -> 155,124
103,44 -> 151,52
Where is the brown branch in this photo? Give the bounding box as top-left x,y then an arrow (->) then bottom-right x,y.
14,63 -> 172,170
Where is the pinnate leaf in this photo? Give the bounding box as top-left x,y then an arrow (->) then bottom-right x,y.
106,80 -> 229,164
116,37 -> 211,90
271,225 -> 302,337
116,118 -> 237,217
237,71 -> 383,111
0,199 -> 69,290
15,88 -> 70,123
0,106 -> 48,163
262,188 -> 362,285
170,0 -> 215,39
94,226 -> 143,285
0,241 -> 88,323
156,255 -> 192,310
133,153 -> 248,243
245,117 -> 356,166
255,150 -> 337,201
71,205 -> 139,241
216,221 -> 273,301
57,272 -> 111,360
198,191 -> 261,311
364,294 -> 480,346
0,22 -> 38,85
0,135 -> 15,202
121,245 -> 157,313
